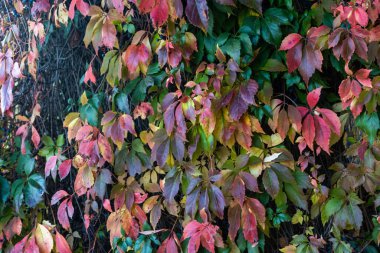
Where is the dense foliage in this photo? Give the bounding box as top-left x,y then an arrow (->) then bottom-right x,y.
0,0 -> 380,252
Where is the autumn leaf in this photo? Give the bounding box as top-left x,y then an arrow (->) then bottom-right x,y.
35,224 -> 54,253
84,64 -> 96,84
185,0 -> 209,32
307,87 -> 321,109
4,217 -> 22,241
58,159 -> 72,180
55,230 -> 72,253
181,209 -> 223,253
157,234 -> 179,253
302,114 -> 315,151
68,0 -> 89,19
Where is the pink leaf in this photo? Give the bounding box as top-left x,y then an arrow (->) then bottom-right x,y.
45,155 -> 58,178
51,190 -> 69,205
103,199 -> 113,212
59,159 -> 72,180
31,126 -> 40,149
119,114 -> 136,135
1,78 -> 14,115
84,65 -> 96,84
69,0 -> 89,19
55,231 -> 72,253
102,18 -> 117,49
314,116 -> 331,153
58,199 -> 71,230
4,217 -> 22,241
355,68 -> 372,87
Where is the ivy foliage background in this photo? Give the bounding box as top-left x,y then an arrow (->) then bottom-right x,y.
0,0 -> 380,252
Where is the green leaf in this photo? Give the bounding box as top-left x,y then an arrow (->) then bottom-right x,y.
239,33 -> 253,55
56,134 -> 65,147
220,38 -> 241,63
16,154 -> 35,176
115,92 -> 130,113
321,189 -> 345,225
132,139 -> 146,154
42,136 -> 55,147
355,113 -> 379,145
131,77 -> 154,105
24,174 -> 45,208
0,175 -> 10,204
80,104 -> 98,126
284,183 -> 308,211
263,168 -> 280,198
11,178 -> 25,213
260,59 -> 287,72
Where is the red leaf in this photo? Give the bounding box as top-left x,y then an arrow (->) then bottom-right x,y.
317,108 -> 341,135
302,114 -> 315,151
228,202 -> 241,241
123,44 -> 150,77
242,203 -> 258,244
51,190 -> 69,205
157,234 -> 179,253
58,159 -> 72,180
151,0 -> 169,27
45,155 -> 58,178
181,209 -> 222,253
84,65 -> 96,84
298,44 -> 322,84
137,0 -> 155,13
55,231 -> 72,253
307,87 -> 321,108
280,33 -> 302,50
241,198 -> 265,244
286,42 -> 302,73
314,116 -> 331,154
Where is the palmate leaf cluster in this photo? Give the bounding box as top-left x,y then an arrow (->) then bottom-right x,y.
0,0 -> 380,252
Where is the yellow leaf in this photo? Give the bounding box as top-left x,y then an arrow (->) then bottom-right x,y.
57,3 -> 68,26
280,245 -> 296,253
35,224 -> 54,253
63,112 -> 80,127
80,92 -> 88,105
291,209 -> 304,225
